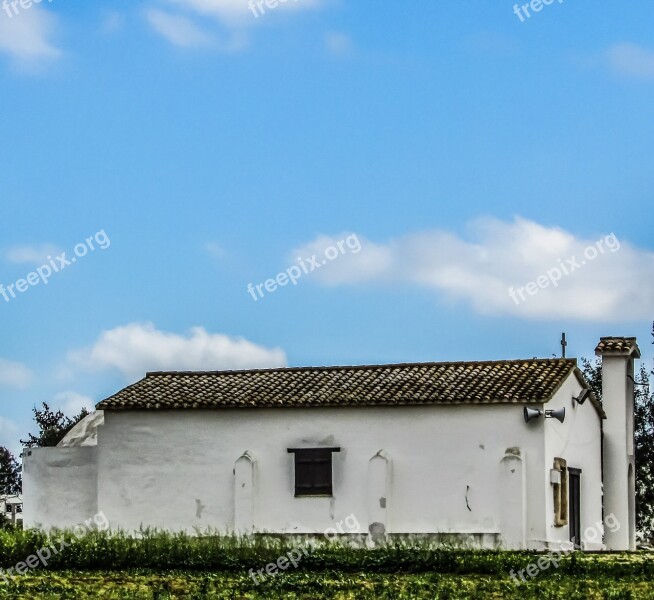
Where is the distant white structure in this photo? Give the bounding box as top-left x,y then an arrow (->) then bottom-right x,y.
23,336 -> 638,550
0,495 -> 23,527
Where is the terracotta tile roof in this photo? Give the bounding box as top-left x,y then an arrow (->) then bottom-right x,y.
595,337 -> 641,358
97,358 -> 581,411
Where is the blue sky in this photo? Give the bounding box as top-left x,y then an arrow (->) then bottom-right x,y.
1,0 -> 653,453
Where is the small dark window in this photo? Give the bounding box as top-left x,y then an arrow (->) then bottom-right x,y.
287,447 -> 340,497
568,468 -> 582,545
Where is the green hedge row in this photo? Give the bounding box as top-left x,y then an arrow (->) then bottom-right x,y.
0,529 -> 651,575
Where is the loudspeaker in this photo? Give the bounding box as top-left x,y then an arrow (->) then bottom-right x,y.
524,407 -> 542,423
546,407 -> 566,423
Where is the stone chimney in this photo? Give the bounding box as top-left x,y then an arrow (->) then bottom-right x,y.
595,336 -> 640,550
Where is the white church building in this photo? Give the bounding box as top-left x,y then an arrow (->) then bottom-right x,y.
23,336 -> 639,550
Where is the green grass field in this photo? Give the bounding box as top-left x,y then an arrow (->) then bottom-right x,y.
2,530 -> 654,598
1,570 -> 654,599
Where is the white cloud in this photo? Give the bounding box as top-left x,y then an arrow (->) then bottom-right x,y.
324,31 -> 353,57
606,43 -> 654,81
149,0 -> 323,49
53,391 -> 95,414
291,233 -> 393,285
0,358 -> 33,388
101,11 -> 125,34
5,243 -> 62,265
0,416 -> 20,453
168,0 -> 321,25
205,241 -> 226,259
146,9 -> 216,48
293,218 -> 654,322
0,416 -> 17,438
168,0 -> 259,23
69,322 -> 287,380
0,6 -> 61,66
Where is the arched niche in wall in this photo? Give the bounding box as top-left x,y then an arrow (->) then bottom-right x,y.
234,451 -> 255,534
367,450 -> 391,543
499,447 -> 526,549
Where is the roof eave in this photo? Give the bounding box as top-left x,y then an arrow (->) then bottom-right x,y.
573,367 -> 606,419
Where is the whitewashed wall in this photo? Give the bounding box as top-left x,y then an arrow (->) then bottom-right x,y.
22,447 -> 98,530
602,354 -> 637,550
543,373 -> 603,550
93,402 -> 554,547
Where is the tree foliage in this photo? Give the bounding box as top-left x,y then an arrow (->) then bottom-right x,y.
582,323 -> 654,543
0,446 -> 21,495
20,403 -> 90,449
634,362 -> 654,543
